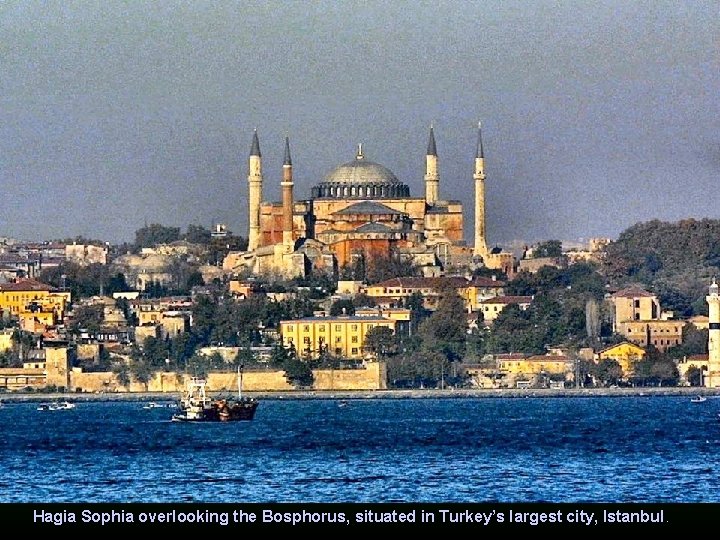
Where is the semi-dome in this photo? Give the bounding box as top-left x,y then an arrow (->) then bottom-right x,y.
311,145 -> 411,199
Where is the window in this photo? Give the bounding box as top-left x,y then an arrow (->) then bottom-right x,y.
351,324 -> 358,331
634,300 -> 640,308
319,325 -> 325,332
351,348 -> 358,355
303,337 -> 311,344
335,325 -> 341,331
303,325 -> 310,332
287,325 -> 293,331
335,348 -> 342,355
335,337 -> 342,343
351,336 -> 358,343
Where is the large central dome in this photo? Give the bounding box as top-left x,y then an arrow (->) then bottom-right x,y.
311,146 -> 411,199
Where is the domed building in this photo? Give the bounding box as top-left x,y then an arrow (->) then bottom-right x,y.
226,125 -> 513,279
246,128 -> 467,276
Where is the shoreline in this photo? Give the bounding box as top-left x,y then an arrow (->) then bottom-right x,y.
1,386 -> 718,402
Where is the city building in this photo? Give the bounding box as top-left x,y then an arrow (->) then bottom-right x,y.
365,276 -> 505,311
280,315 -> 396,359
610,285 -> 684,352
225,125 -> 514,279
596,342 -> 646,377
478,295 -> 533,323
0,279 -> 70,325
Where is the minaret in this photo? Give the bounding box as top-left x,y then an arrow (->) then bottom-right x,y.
706,279 -> 720,387
424,125 -> 439,205
281,135 -> 294,250
247,129 -> 263,252
473,122 -> 489,258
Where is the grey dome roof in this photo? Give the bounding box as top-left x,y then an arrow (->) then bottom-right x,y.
324,157 -> 399,184
311,147 -> 411,200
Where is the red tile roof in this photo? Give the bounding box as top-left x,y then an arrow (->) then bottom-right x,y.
0,279 -> 52,292
611,286 -> 655,298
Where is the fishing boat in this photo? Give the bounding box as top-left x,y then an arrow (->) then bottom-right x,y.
172,367 -> 258,422
690,396 -> 707,403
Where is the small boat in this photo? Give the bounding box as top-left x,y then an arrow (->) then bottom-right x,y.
337,400 -> 349,408
142,401 -> 177,409
172,366 -> 258,423
37,401 -> 75,411
691,396 -> 707,403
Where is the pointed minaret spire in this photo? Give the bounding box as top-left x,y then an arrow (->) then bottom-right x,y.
424,124 -> 439,204
476,121 -> 484,159
283,135 -> 292,166
247,129 -> 263,251
473,121 -> 488,258
356,143 -> 364,160
281,135 -> 294,250
250,128 -> 261,157
427,124 -> 437,156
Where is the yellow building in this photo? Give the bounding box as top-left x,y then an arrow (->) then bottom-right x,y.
0,279 -> 70,325
355,307 -> 412,335
497,354 -> 571,377
280,316 -> 396,359
596,342 -> 646,376
479,295 -> 533,323
365,276 -> 504,311
0,329 -> 13,352
615,320 -> 685,352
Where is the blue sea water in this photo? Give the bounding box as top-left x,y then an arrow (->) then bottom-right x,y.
1,396 -> 719,502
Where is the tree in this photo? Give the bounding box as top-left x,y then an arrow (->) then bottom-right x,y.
184,224 -> 212,245
418,285 -> 467,362
585,299 -> 601,343
134,223 -> 181,249
531,240 -> 562,258
329,299 -> 355,316
686,366 -> 703,387
0,349 -> 22,368
364,326 -> 396,358
283,357 -> 314,388
352,293 -> 376,308
592,359 -> 623,386
270,343 -> 295,368
113,362 -> 131,387
68,305 -> 104,334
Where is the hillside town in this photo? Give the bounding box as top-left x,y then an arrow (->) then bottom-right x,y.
0,132 -> 717,394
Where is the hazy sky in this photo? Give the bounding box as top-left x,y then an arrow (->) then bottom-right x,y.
1,1 -> 717,245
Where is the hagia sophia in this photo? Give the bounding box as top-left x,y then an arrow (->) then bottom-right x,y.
224,125 -> 514,278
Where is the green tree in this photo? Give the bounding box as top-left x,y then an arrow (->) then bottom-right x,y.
134,223 -> 181,249
184,224 -> 212,245
686,366 -> 703,387
364,326 -> 396,358
531,240 -> 562,258
69,305 -> 104,334
352,293 -> 376,308
591,359 -> 623,386
330,299 -> 355,316
418,285 -> 467,362
113,362 -> 131,387
283,357 -> 314,388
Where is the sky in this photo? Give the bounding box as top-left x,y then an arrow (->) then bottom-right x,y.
0,1 -> 717,245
